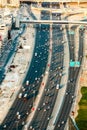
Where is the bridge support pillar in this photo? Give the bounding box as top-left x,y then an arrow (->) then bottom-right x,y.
15,16 -> 20,29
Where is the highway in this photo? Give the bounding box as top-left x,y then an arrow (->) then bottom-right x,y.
28,2 -> 65,130
54,18 -> 84,130
0,5 -> 50,130
0,2 -> 85,130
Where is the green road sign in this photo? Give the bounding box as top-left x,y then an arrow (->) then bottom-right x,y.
70,61 -> 75,67
80,25 -> 85,29
68,31 -> 74,35
75,61 -> 80,67
70,61 -> 80,67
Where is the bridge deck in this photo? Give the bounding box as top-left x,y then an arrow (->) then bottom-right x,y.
20,0 -> 87,2
20,20 -> 87,25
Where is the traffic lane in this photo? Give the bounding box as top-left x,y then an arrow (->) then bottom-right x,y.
28,47 -> 63,124
28,26 -> 64,130
23,25 -> 50,84
1,25 -> 50,129
32,63 -> 64,130
54,67 -> 75,129
29,68 -> 63,130
30,33 -> 64,128
56,68 -> 80,130
54,26 -> 84,130
53,24 -> 74,128
78,29 -> 84,61
24,5 -> 63,129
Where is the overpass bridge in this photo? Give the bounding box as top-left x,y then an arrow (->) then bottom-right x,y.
20,0 -> 87,2
15,19 -> 87,28
20,19 -> 87,25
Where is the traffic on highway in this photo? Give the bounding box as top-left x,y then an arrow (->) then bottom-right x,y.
0,1 -> 85,130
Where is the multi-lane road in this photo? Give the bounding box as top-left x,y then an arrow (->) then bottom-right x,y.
54,18 -> 84,130
0,4 -> 50,130
0,2 -> 85,130
28,2 -> 65,130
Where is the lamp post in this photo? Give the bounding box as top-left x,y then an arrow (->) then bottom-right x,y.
78,0 -> 80,7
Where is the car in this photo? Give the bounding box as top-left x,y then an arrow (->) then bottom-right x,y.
29,126 -> 33,129
43,103 -> 45,106
69,100 -> 73,104
18,93 -> 22,98
56,84 -> 59,90
24,93 -> 27,98
17,114 -> 21,119
26,80 -> 29,85
16,112 -> 19,116
66,92 -> 68,95
47,106 -> 50,110
61,121 -> 64,124
3,125 -> 6,128
58,124 -> 60,127
47,117 -> 50,120
22,121 -> 25,125
49,93 -> 54,97
44,109 -> 46,112
37,107 -> 41,111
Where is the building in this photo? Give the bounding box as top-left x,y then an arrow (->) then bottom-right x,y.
0,0 -> 19,7
0,0 -> 7,7
0,0 -> 87,7
7,0 -> 19,7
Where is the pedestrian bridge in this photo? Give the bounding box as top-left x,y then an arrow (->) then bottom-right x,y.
20,19 -> 87,25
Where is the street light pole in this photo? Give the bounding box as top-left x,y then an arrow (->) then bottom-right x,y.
78,0 -> 80,7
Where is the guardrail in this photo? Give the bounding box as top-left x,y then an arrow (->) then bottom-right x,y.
70,116 -> 79,130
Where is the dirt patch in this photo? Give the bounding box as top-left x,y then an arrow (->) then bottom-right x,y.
80,71 -> 87,87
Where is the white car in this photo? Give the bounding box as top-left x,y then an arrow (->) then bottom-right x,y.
56,84 -> 59,90
26,80 -> 29,85
24,93 -> 27,98
18,93 -> 22,98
